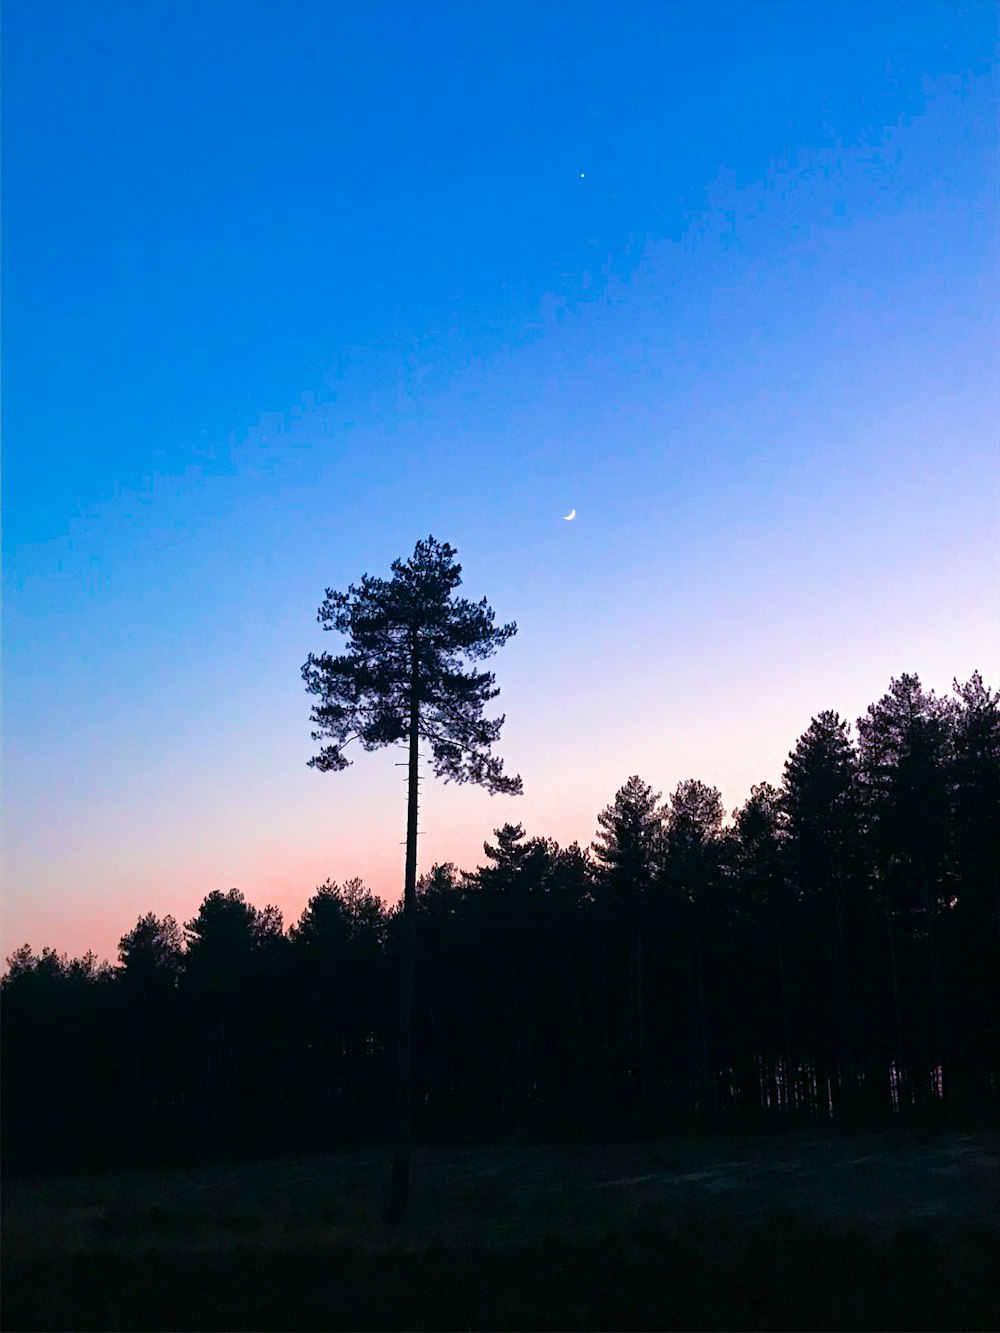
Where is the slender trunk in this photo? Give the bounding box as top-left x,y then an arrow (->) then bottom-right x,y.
775,920 -> 793,1115
882,877 -> 905,1110
599,929 -> 614,1133
695,918 -> 712,1118
625,936 -> 637,1121
574,920 -> 588,1139
919,856 -> 950,1103
386,653 -> 420,1224
510,962 -> 522,1136
687,941 -> 698,1119
635,915 -> 647,1125
833,873 -> 856,1120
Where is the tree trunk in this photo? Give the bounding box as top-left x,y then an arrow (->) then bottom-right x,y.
599,930 -> 614,1133
882,877 -> 905,1112
634,916 -> 648,1126
775,921 -> 793,1114
695,919 -> 713,1119
574,921 -> 588,1139
832,872 -> 856,1121
386,658 -> 420,1224
919,856 -> 950,1105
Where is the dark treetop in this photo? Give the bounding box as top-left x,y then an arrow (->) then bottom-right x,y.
301,536 -> 522,794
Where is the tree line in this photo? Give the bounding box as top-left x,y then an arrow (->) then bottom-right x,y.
3,669 -> 997,1179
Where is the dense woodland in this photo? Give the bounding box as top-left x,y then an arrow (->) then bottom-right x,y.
3,670 -> 998,1179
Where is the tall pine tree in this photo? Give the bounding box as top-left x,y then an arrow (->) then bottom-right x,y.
302,536 -> 521,1221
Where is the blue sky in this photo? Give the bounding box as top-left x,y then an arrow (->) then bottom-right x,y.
3,0 -> 997,960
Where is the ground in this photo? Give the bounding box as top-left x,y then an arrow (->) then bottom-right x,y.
3,1131 -> 998,1330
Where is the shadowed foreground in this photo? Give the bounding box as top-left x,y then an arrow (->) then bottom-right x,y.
3,1134 -> 998,1331
5,1222 -> 998,1332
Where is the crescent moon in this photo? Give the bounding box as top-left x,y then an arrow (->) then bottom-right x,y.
564,508 -> 576,521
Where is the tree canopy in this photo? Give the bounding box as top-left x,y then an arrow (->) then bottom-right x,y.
302,535 -> 521,793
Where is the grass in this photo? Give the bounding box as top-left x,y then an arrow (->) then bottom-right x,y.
4,1218 -> 999,1330
3,1132 -> 998,1330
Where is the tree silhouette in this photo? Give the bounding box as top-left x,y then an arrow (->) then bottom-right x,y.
118,912 -> 184,991
593,776 -> 665,1126
857,676 -> 954,1108
782,711 -> 862,1118
663,779 -> 726,1119
289,880 -> 389,1146
731,783 -> 795,1114
117,913 -> 184,1161
183,889 -> 285,1159
301,535 -> 521,1222
945,673 -> 1000,1109
5,667 -> 1000,1182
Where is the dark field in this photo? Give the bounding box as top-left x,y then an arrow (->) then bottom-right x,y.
3,1132 -> 999,1331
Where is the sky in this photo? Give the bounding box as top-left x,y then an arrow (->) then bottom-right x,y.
3,0 -> 998,963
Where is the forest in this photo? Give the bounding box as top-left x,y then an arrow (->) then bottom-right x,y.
3,668 -> 997,1180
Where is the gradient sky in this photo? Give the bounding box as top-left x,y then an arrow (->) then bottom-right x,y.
3,0 -> 998,964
